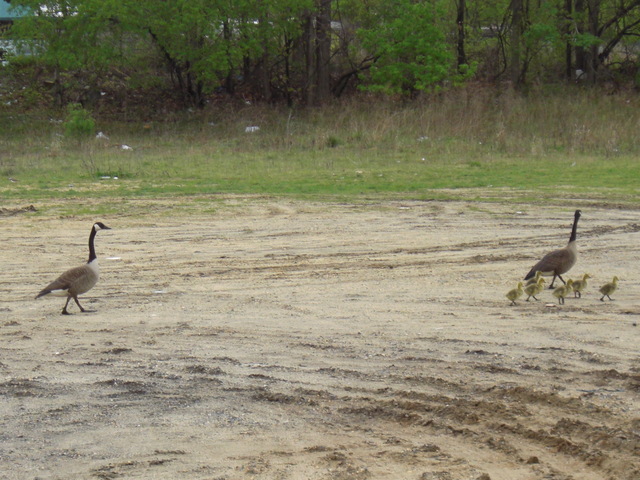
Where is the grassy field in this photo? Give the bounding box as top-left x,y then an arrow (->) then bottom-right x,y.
1,88 -> 640,213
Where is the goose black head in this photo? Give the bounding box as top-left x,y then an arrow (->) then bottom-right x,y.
94,222 -> 111,231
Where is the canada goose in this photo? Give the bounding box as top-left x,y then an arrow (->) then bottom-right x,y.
524,210 -> 581,288
36,222 -> 111,314
599,276 -> 619,301
552,279 -> 574,305
506,282 -> 524,305
525,270 -> 543,287
571,273 -> 591,298
524,277 -> 546,301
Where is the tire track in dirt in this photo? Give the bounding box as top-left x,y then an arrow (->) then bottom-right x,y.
1,200 -> 638,479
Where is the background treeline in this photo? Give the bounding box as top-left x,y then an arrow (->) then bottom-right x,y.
3,0 -> 640,112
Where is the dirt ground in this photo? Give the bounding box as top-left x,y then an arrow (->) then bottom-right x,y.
1,197 -> 639,480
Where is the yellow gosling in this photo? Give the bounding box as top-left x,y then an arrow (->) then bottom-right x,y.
524,277 -> 546,301
599,276 -> 619,302
571,273 -> 591,298
506,282 -> 524,306
552,279 -> 574,305
525,270 -> 543,287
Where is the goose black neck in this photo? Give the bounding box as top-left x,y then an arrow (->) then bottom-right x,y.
87,226 -> 98,263
569,210 -> 581,243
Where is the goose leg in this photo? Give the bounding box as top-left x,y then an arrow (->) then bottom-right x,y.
73,296 -> 88,313
62,297 -> 72,315
549,274 -> 567,289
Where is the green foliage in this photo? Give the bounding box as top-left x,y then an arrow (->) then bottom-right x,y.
571,33 -> 601,48
64,103 -> 96,139
9,0 -> 126,71
117,0 -> 313,103
357,0 -> 460,94
5,0 -> 640,108
326,135 -> 341,148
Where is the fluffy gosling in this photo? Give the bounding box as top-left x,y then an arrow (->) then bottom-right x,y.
571,273 -> 591,298
599,276 -> 619,302
524,277 -> 546,301
525,270 -> 543,287
506,282 -> 524,306
552,279 -> 574,305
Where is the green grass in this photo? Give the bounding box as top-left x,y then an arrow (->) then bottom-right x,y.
2,88 -> 640,212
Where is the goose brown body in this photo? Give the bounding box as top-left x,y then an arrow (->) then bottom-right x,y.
524,210 -> 581,288
36,222 -> 111,314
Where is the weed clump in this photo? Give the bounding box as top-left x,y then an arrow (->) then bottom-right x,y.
64,103 -> 96,141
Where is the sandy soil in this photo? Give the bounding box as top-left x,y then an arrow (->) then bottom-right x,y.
1,198 -> 639,480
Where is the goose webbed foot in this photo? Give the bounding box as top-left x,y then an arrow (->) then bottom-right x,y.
73,297 -> 90,313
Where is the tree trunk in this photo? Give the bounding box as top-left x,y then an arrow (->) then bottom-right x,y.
456,0 -> 467,68
509,0 -> 524,86
302,12 -> 315,105
283,37 -> 293,107
315,0 -> 331,104
53,64 -> 64,107
259,49 -> 272,102
223,21 -> 236,96
586,0 -> 600,83
564,0 -> 573,80
575,0 -> 586,78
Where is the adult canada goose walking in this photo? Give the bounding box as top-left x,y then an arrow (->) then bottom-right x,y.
599,276 -> 619,301
524,210 -> 581,288
36,222 -> 111,315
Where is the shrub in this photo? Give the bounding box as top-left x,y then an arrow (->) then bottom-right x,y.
64,103 -> 96,140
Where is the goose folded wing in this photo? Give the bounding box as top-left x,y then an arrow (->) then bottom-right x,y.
526,249 -> 571,278
37,265 -> 86,297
